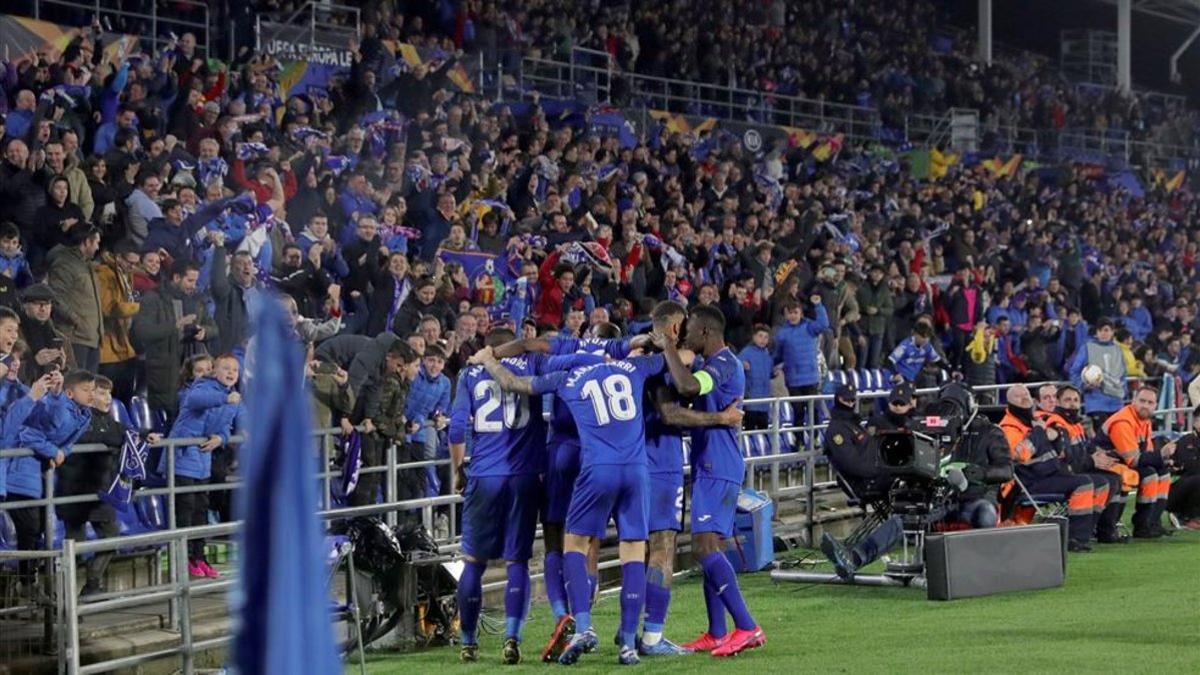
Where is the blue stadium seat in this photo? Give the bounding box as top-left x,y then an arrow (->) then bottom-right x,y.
0,511 -> 15,570
778,403 -> 797,452
128,396 -> 168,434
0,510 -> 15,549
110,399 -> 133,429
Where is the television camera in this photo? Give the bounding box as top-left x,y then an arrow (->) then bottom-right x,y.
774,383 -> 979,587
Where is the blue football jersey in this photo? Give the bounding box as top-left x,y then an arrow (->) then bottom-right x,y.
548,336 -> 633,359
689,347 -> 746,482
449,354 -> 550,477
545,337 -> 631,446
532,354 -> 666,467
643,373 -> 684,475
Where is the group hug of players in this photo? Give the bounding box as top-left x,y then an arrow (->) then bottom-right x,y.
447,301 -> 762,666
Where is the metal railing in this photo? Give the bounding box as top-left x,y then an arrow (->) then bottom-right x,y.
516,55 -> 884,144
254,2 -> 361,66
503,55 -> 1200,170
30,0 -> 210,59
2,378 -> 1190,673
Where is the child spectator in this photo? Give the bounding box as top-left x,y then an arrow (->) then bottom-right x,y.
888,322 -> 941,383
0,222 -> 33,288
739,325 -> 774,429
158,353 -> 242,578
12,370 -> 94,577
58,375 -> 126,596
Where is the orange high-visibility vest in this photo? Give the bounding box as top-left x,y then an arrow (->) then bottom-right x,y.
1100,404 -> 1152,467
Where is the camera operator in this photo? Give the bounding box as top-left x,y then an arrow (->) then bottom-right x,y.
820,381 -> 907,578
939,382 -> 1013,528
869,382 -> 917,432
824,381 -> 882,497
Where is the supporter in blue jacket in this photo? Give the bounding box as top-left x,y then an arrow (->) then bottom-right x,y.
10,371 -> 93,499
1120,296 -> 1153,342
774,296 -> 829,426
159,353 -> 241,577
405,345 -> 451,463
0,344 -> 30,499
773,296 -> 829,395
738,325 -> 775,429
1056,309 -> 1089,376
8,370 -> 93,560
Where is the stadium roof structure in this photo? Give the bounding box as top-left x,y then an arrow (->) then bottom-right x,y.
981,0 -> 1200,89
1093,0 -> 1200,25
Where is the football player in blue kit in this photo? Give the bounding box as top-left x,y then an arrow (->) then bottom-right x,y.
677,305 -> 767,658
449,327 -> 556,664
491,324 -> 647,660
471,330 -> 694,667
639,301 -> 745,656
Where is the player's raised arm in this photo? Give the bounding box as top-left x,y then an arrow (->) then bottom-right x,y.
655,383 -> 744,428
653,322 -> 701,398
492,337 -> 553,359
470,346 -> 538,394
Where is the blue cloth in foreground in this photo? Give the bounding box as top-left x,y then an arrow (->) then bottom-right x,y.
233,296 -> 339,675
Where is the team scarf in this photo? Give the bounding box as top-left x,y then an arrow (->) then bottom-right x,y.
560,240 -> 614,271
100,429 -> 149,507
198,156 -> 230,187
237,142 -> 270,160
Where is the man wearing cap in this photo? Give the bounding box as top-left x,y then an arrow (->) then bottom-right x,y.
824,381 -> 881,497
19,283 -> 74,381
870,382 -> 917,432
820,380 -> 905,578
46,227 -> 103,372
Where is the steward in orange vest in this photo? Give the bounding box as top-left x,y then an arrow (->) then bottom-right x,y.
1097,387 -> 1176,539
1040,385 -> 1125,543
1001,385 -> 1095,551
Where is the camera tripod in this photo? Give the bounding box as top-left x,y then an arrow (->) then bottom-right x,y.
772,481 -> 950,589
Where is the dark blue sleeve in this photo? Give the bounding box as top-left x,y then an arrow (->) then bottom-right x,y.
543,353 -> 604,373
606,337 -> 633,359
702,352 -> 738,387
631,353 -> 667,381
530,371 -> 567,396
808,304 -> 830,335
448,370 -> 472,445
17,402 -> 57,459
548,337 -> 579,356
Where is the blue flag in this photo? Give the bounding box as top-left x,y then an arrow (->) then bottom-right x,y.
233,296 -> 339,675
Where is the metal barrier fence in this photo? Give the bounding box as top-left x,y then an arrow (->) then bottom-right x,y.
31,0 -> 210,59
502,54 -> 1199,170
1,379 -> 1191,673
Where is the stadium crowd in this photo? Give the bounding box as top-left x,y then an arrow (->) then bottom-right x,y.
0,0 -> 1198,611
501,0 -> 1198,147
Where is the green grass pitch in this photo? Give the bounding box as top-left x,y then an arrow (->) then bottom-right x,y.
355,531 -> 1200,673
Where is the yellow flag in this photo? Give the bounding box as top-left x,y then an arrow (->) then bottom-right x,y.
398,43 -> 423,69
929,148 -> 958,179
